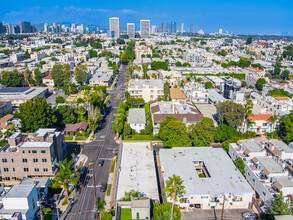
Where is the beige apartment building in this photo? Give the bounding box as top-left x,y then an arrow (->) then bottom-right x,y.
0,129 -> 66,181
128,79 -> 164,102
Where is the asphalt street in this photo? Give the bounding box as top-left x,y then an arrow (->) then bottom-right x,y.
63,65 -> 127,220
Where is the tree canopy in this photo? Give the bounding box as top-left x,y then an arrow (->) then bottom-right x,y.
216,101 -> 245,128
1,70 -> 24,87
189,117 -> 215,146
268,192 -> 291,216
158,116 -> 191,147
151,61 -> 168,71
153,202 -> 181,220
74,65 -> 87,85
256,78 -> 267,91
50,63 -> 71,86
17,97 -> 57,132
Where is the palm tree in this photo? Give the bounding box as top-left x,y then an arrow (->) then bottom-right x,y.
96,197 -> 106,219
247,119 -> 256,132
268,114 -> 279,133
164,175 -> 186,220
52,158 -> 79,199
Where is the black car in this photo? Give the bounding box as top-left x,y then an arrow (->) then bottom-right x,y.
98,160 -> 104,166
100,184 -> 107,192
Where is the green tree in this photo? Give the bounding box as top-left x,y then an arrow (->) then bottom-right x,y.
204,81 -> 213,89
123,123 -> 132,137
164,81 -> 170,101
151,61 -> 168,71
17,97 -> 57,132
164,175 -> 185,220
246,37 -> 253,45
234,157 -> 245,176
268,192 -> 291,216
96,197 -> 106,214
282,70 -> 290,80
279,111 -> 293,144
268,88 -> 291,98
256,78 -> 267,91
1,69 -> 24,87
189,118 -> 215,146
56,105 -> 77,127
74,65 -> 87,85
33,68 -> 42,85
52,158 -> 79,199
214,124 -> 242,143
89,49 -> 97,58
100,211 -> 113,220
55,96 -> 66,104
153,202 -> 181,220
158,116 -> 191,147
216,101 -> 246,128
50,63 -> 71,86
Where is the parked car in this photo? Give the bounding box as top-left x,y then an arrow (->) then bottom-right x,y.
98,160 -> 104,166
100,184 -> 107,192
79,166 -> 85,175
241,212 -> 257,220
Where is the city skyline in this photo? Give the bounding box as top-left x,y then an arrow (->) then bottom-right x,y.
0,0 -> 293,35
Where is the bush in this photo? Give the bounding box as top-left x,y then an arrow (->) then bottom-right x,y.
0,139 -> 8,147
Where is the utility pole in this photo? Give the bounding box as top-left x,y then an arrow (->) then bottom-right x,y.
221,195 -> 225,220
91,162 -> 98,220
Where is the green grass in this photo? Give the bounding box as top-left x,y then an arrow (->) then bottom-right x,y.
106,184 -> 112,196
0,139 -> 8,147
110,158 -> 117,173
123,135 -> 160,141
64,136 -> 74,141
75,136 -> 87,141
120,208 -> 131,220
198,173 -> 206,178
43,208 -> 52,220
62,199 -> 68,206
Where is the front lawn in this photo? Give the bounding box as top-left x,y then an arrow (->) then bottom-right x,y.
120,208 -> 131,220
106,184 -> 112,196
75,136 -> 87,141
64,136 -> 74,141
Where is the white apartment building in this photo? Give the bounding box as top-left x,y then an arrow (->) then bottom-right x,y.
127,23 -> 135,39
183,82 -> 209,104
109,17 -> 119,38
128,79 -> 164,102
160,147 -> 254,210
229,140 -> 293,207
183,51 -> 206,64
242,114 -> 276,135
140,20 -> 150,38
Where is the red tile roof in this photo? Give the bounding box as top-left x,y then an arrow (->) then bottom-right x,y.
245,66 -> 264,73
275,97 -> 290,101
43,75 -> 52,79
247,114 -> 273,121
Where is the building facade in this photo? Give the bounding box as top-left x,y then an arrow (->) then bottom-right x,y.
140,20 -> 150,38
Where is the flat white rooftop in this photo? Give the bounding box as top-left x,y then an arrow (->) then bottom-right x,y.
160,147 -> 254,197
115,142 -> 159,201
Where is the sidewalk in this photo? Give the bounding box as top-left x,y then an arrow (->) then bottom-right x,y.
104,158 -> 117,210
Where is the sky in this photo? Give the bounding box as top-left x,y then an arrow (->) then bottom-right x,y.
1,0 -> 293,35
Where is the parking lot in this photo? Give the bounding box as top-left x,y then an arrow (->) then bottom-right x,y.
182,208 -> 255,220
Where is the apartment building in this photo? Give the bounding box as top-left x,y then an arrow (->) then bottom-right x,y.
183,51 -> 206,64
242,114 -> 275,135
128,79 -> 164,102
160,147 -> 254,210
0,129 -> 65,181
229,139 -> 293,207
183,82 -> 209,104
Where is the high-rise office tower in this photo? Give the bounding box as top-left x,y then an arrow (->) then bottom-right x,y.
19,22 -> 31,33
181,23 -> 184,33
190,24 -> 194,33
109,17 -> 120,38
140,20 -> 150,38
127,23 -> 135,39
71,24 -> 76,33
151,26 -> 157,34
44,23 -> 49,33
219,28 -> 223,34
0,22 -> 6,34
171,22 -> 176,34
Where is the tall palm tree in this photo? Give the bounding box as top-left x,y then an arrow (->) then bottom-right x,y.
247,119 -> 256,132
52,158 -> 79,199
164,175 -> 186,220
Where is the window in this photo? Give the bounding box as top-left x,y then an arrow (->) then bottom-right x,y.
32,198 -> 35,209
41,150 -> 46,154
33,158 -> 38,163
13,168 -> 15,172
3,168 -> 9,172
11,159 -> 14,163
28,150 -> 31,154
2,159 -> 7,163
34,168 -> 39,172
24,168 -> 29,172
32,150 -> 37,154
42,159 -> 47,163
263,123 -> 268,126
22,150 -> 25,153
22,158 -> 27,163
201,196 -> 208,199
43,168 -> 48,172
